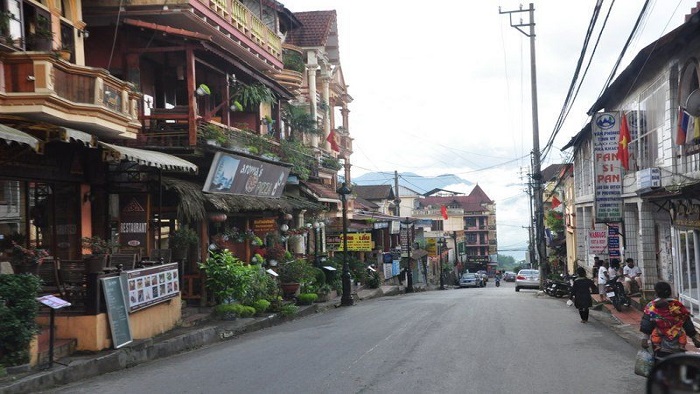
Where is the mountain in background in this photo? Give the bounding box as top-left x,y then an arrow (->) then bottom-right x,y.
352,172 -> 473,194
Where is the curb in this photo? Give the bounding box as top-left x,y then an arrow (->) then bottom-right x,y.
0,287 -> 400,394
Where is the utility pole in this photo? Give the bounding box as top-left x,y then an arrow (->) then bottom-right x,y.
394,170 -> 401,217
500,3 -> 545,286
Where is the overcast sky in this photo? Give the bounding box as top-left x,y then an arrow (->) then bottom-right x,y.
280,0 -> 697,261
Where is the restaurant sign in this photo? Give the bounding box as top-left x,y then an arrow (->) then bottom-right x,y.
125,263 -> 179,312
203,152 -> 289,198
119,194 -> 148,248
326,233 -> 373,251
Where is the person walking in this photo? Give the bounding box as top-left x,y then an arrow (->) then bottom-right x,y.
597,259 -> 610,302
570,266 -> 597,323
640,281 -> 700,361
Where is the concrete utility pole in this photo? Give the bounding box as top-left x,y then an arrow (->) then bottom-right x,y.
500,3 -> 545,286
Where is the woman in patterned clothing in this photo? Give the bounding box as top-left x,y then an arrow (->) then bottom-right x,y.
640,281 -> 700,360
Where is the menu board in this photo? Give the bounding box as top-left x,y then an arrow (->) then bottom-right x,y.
101,276 -> 133,349
125,263 -> 180,312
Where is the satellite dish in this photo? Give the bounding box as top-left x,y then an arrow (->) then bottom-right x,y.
685,89 -> 700,116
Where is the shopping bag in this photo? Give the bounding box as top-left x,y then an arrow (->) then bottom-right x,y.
634,348 -> 654,377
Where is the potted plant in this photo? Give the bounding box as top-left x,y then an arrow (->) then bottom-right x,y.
9,242 -> 49,274
278,258 -> 312,298
198,123 -> 228,146
81,236 -> 118,273
29,15 -> 53,51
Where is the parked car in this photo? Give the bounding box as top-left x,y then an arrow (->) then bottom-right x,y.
459,273 -> 483,288
476,270 -> 488,283
503,271 -> 516,282
515,269 -> 540,292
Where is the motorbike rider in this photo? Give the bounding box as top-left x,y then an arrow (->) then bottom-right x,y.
641,281 -> 700,361
494,271 -> 501,286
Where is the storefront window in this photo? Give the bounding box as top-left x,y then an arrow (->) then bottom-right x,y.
678,230 -> 700,314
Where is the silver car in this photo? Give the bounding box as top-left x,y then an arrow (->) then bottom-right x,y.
459,273 -> 483,288
515,269 -> 540,292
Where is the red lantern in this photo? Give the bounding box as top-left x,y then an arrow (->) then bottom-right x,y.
208,213 -> 227,222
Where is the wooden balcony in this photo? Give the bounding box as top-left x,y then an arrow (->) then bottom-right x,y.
90,0 -> 282,69
0,52 -> 141,139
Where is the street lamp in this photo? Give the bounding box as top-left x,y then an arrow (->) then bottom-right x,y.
312,221 -> 325,267
438,238 -> 447,290
401,217 -> 414,293
337,182 -> 354,306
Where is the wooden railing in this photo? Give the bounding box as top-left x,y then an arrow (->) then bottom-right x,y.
1,52 -> 141,124
202,0 -> 281,59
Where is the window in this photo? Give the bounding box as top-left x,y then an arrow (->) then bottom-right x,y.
678,230 -> 700,315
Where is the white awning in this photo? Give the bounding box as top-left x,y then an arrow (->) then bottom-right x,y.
0,124 -> 41,152
60,127 -> 96,147
99,142 -> 198,173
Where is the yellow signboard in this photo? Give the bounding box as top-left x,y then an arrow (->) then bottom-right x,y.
426,238 -> 437,256
328,233 -> 373,252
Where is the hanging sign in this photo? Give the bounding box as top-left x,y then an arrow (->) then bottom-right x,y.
203,152 -> 289,198
592,112 -> 623,223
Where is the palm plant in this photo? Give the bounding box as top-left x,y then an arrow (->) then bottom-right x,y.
282,104 -> 320,141
232,83 -> 276,111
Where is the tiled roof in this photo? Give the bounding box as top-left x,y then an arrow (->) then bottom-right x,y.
354,185 -> 395,201
353,196 -> 378,210
287,10 -> 336,47
301,181 -> 340,201
541,164 -> 567,183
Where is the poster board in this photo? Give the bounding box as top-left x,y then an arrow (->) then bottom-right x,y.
101,276 -> 133,349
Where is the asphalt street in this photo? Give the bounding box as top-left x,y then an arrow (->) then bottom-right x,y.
42,281 -> 646,394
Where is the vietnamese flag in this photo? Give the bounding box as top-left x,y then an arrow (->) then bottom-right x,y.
440,205 -> 448,220
326,130 -> 340,152
618,112 -> 631,171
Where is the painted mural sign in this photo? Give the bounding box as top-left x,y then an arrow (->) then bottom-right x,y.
203,152 -> 290,198
592,112 -> 623,223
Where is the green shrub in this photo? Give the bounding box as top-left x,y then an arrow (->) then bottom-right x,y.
279,304 -> 298,316
0,274 -> 41,366
199,250 -> 279,304
214,303 -> 256,318
366,271 -> 381,289
297,293 -> 318,305
252,299 -> 271,314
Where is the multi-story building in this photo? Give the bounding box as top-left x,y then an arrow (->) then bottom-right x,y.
0,0 -> 352,355
564,6 -> 700,313
413,185 -> 497,275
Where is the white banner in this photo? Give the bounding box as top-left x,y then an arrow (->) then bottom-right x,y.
592,112 -> 623,222
588,229 -> 607,254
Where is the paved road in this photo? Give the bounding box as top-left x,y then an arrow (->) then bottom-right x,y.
44,281 -> 645,394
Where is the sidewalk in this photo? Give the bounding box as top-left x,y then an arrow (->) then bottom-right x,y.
0,285 -> 403,394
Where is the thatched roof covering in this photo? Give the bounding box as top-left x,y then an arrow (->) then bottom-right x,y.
161,177 -> 324,222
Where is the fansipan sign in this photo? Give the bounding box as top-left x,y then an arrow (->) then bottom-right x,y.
203,152 -> 290,198
592,112 -> 622,223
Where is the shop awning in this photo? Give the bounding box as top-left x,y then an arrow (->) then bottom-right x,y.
0,124 -> 41,152
60,127 -> 96,147
99,142 -> 198,173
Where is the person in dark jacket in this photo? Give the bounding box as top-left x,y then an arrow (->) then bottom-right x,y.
641,281 -> 700,360
570,266 -> 597,323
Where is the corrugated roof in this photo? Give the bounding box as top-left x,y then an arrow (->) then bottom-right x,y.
287,10 -> 336,47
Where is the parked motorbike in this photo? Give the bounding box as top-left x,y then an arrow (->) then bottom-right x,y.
605,275 -> 631,311
544,274 -> 573,298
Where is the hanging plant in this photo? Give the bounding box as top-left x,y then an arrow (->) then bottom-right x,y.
196,84 -> 211,96
230,101 -> 243,112
232,82 -> 276,111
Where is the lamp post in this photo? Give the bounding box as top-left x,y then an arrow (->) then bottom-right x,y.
401,217 -> 414,293
313,221 -> 320,267
337,182 -> 354,306
438,238 -> 446,290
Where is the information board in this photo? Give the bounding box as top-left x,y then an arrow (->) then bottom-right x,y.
125,263 -> 180,312
101,276 -> 133,349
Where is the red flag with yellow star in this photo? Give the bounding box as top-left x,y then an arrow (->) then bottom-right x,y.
618,112 -> 631,171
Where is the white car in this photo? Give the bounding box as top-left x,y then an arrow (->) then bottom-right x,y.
515,269 -> 540,292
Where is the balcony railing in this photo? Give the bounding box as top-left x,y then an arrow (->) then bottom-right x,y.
213,0 -> 281,59
0,53 -> 141,136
